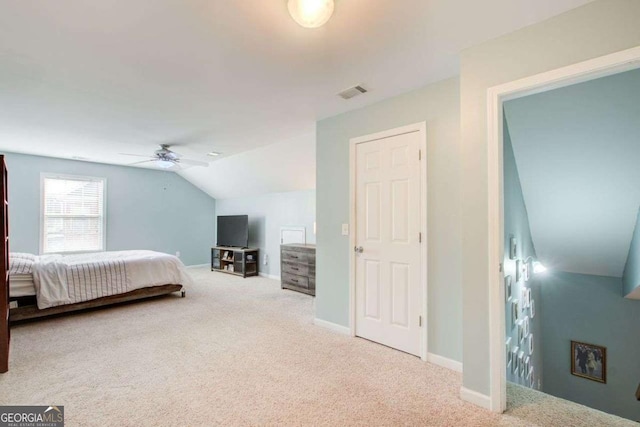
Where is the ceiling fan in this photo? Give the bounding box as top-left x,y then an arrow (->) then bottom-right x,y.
120,144 -> 209,170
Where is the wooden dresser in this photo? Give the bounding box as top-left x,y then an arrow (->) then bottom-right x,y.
280,244 -> 315,296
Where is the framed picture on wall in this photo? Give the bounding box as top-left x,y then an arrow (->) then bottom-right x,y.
516,260 -> 522,282
510,236 -> 517,260
512,347 -> 519,374
512,300 -> 520,326
530,299 -> 535,318
518,351 -> 525,377
523,316 -> 530,337
506,337 -> 512,367
505,276 -> 512,302
517,320 -> 524,343
528,334 -> 534,355
571,340 -> 606,383
529,367 -> 535,388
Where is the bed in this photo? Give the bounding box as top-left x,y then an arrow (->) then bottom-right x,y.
8,250 -> 189,322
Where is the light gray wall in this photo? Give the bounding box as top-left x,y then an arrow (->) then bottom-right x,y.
215,189 -> 316,277
4,152 -> 216,266
459,0 -> 640,395
623,208 -> 640,297
503,119 -> 543,390
540,271 -> 640,421
316,77 -> 462,362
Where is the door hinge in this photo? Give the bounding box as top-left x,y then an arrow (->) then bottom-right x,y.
419,315 -> 423,327
418,149 -> 422,161
419,232 -> 422,243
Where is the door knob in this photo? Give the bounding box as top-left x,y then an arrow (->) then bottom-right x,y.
354,246 -> 363,253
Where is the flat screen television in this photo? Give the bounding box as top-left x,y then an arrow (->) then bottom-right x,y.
217,215 -> 249,248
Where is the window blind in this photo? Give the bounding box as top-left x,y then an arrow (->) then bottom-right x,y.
42,175 -> 105,253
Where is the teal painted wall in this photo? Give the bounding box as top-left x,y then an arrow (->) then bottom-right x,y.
215,189 -> 316,277
540,271 -> 640,421
503,118 -> 543,390
316,77 -> 462,361
623,208 -> 640,297
4,152 -> 216,266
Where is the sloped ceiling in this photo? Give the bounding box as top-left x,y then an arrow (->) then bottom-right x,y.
0,0 -> 593,198
505,68 -> 640,278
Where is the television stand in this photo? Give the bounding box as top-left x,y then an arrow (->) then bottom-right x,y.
211,246 -> 259,278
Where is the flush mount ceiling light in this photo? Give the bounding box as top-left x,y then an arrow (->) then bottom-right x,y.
207,151 -> 221,157
288,0 -> 335,28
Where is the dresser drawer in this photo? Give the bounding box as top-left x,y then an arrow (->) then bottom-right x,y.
281,272 -> 309,289
282,250 -> 308,264
282,262 -> 309,276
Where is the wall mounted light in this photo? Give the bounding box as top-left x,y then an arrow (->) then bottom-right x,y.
524,256 -> 547,275
288,0 -> 335,28
533,261 -> 547,274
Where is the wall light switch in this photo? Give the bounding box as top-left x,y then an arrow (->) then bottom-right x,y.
341,224 -> 349,236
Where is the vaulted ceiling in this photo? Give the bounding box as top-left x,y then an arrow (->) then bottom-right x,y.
505,68 -> 640,278
0,0 -> 594,198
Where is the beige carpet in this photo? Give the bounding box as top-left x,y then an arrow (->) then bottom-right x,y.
0,267 -> 635,426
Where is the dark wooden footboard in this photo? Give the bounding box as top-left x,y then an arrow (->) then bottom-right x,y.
10,284 -> 183,322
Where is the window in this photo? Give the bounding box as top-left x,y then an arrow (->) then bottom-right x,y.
41,174 -> 106,254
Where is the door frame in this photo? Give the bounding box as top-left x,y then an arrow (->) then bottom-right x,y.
348,121 -> 428,361
486,45 -> 640,412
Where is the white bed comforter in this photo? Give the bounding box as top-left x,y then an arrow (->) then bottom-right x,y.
32,250 -> 191,309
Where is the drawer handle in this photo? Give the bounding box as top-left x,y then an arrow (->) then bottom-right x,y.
291,267 -> 299,271
291,279 -> 299,283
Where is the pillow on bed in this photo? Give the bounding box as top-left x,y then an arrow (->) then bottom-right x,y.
9,253 -> 36,275
10,252 -> 36,261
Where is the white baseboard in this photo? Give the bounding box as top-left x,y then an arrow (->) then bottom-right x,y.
313,318 -> 350,335
259,272 -> 281,280
460,387 -> 492,410
186,264 -> 209,269
427,353 -> 463,373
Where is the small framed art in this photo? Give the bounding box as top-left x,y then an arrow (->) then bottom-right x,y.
571,340 -> 606,383
511,347 -> 519,374
530,299 -> 535,318
510,237 -> 517,260
505,275 -> 512,302
512,300 -> 520,326
518,351 -> 525,377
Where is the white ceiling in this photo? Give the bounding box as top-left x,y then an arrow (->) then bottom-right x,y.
0,0 -> 593,198
505,68 -> 640,278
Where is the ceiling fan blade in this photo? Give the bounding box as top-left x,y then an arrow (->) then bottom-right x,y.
178,158 -> 209,167
120,153 -> 154,158
128,159 -> 157,166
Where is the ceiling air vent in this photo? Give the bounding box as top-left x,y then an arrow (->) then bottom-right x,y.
338,85 -> 368,100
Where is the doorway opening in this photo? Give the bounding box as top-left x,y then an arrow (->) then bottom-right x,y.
488,46 -> 640,417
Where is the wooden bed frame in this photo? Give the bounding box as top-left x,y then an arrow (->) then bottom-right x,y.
10,284 -> 185,322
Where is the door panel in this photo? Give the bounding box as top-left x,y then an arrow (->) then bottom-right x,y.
355,130 -> 422,356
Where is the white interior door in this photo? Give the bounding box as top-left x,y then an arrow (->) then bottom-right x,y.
354,128 -> 423,356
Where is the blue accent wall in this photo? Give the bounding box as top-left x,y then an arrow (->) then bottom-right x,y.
623,208 -> 640,297
503,117 -> 543,390
540,271 -> 640,421
4,152 -> 216,266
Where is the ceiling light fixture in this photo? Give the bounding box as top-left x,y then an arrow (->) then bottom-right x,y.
288,0 -> 335,28
155,159 -> 175,169
207,152 -> 221,157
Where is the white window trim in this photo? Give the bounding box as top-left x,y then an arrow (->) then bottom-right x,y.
39,172 -> 107,255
